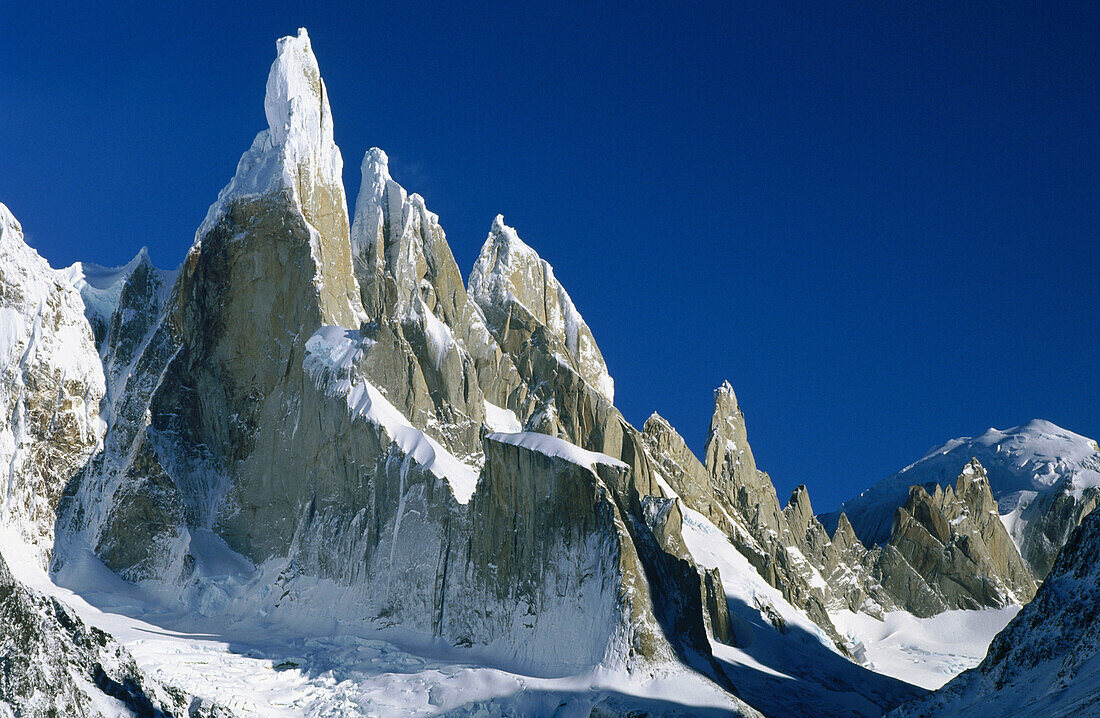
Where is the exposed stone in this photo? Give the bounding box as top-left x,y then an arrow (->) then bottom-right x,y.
0,551 -> 226,717
469,215 -> 614,404
890,509 -> 1100,716
882,459 -> 1037,613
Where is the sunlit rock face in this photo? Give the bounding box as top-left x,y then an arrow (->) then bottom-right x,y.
469,214 -> 614,405
879,460 -> 1037,615
827,419 -> 1100,581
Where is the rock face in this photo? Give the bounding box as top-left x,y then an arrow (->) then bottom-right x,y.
890,509 -> 1100,717
64,249 -> 176,430
644,391 -> 1042,637
0,203 -> 105,563
469,215 -> 614,404
827,420 -> 1100,580
643,388 -> 870,645
0,552 -> 228,718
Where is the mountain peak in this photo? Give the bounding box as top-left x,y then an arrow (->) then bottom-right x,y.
362,147 -> 391,181
0,202 -> 21,243
485,214 -> 533,258
197,27 -> 346,244
264,28 -> 330,147
469,217 -> 615,402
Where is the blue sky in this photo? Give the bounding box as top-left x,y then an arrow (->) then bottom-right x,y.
2,2 -> 1096,511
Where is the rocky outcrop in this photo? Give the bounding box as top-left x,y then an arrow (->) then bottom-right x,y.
890,509 -> 1100,717
346,147 -> 522,459
0,551 -> 229,717
880,459 -> 1037,614
643,388 -> 1040,635
0,203 -> 105,563
642,388 -> 865,644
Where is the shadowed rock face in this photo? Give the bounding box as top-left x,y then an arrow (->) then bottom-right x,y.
174,190 -> 363,560
0,552 -> 228,718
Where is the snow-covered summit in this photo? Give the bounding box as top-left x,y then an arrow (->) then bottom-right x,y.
0,201 -> 21,244
196,27 -> 345,242
468,215 -> 615,402
351,147 -> 447,317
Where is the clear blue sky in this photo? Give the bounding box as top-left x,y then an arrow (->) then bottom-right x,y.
2,2 -> 1096,512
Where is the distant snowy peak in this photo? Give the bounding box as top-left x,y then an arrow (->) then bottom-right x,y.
910,420 -> 1100,490
468,214 -> 615,403
827,419 -> 1100,579
0,201 -> 20,243
197,27 -> 346,244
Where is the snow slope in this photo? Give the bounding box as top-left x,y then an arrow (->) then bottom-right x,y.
1,526 -> 755,717
831,607 -> 1018,690
679,505 -> 926,717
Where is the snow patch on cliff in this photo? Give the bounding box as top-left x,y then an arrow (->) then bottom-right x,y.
487,432 -> 628,472
305,326 -> 479,503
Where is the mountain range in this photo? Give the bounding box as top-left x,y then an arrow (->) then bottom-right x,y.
1,29 -> 1097,718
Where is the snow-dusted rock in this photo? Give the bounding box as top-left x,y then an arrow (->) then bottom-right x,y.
0,203 -> 105,563
0,550 -> 229,718
64,248 -> 175,427
469,214 -> 614,403
877,460 -> 1037,615
890,508 -> 1100,717
347,148 -> 523,458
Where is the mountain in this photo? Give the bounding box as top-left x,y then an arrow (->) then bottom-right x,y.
890,507 -> 1100,717
0,27 -> 1090,718
825,420 -> 1100,578
874,459 -> 1036,615
0,202 -> 105,562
